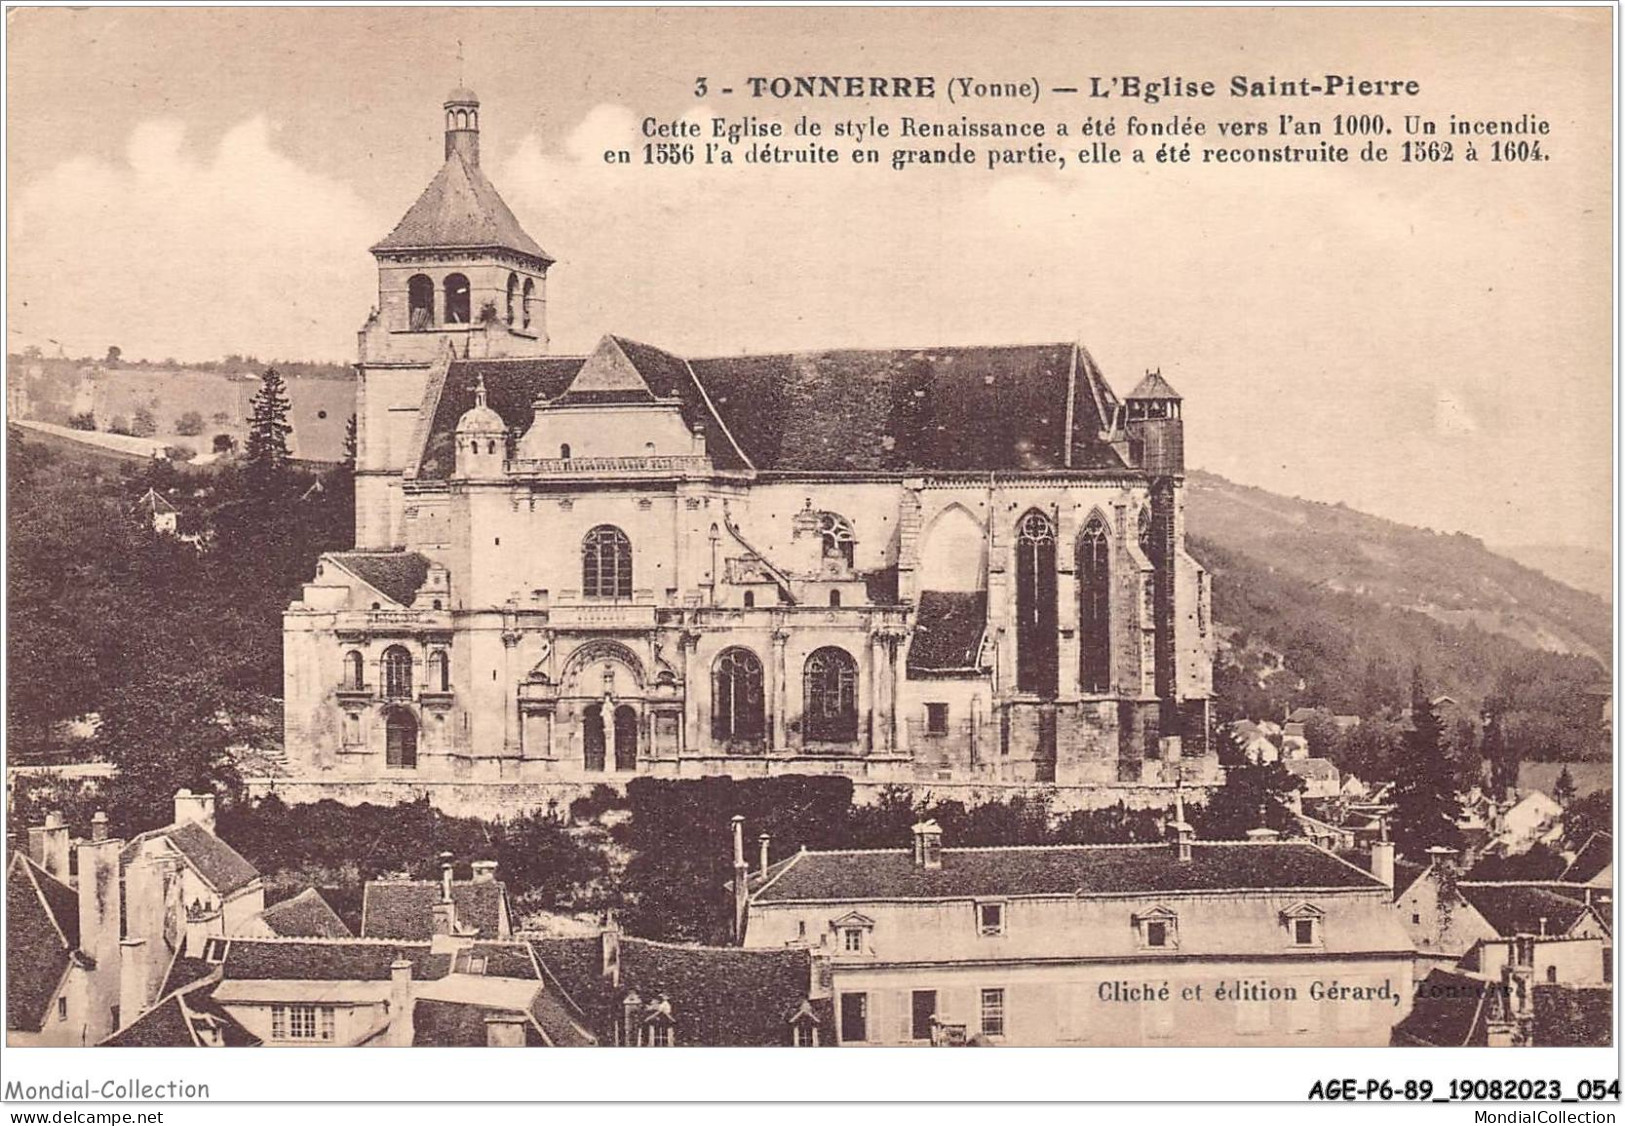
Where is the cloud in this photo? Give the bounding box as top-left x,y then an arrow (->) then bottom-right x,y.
8,117 -> 382,361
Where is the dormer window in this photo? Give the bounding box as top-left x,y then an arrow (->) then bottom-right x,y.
1134,906 -> 1179,950
830,911 -> 875,955
977,901 -> 1006,937
1281,902 -> 1325,948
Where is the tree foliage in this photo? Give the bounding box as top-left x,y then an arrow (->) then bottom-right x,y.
1389,670 -> 1464,859
1192,728 -> 1306,839
244,367 -> 293,493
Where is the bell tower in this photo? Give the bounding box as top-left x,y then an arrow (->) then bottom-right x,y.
354,89 -> 555,549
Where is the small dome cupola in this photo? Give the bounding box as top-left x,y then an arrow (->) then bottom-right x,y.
445,87 -> 481,166
454,373 -> 506,479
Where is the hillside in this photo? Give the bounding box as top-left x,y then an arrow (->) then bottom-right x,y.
1186,469 -> 1610,757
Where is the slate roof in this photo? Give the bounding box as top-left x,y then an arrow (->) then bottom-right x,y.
101,979 -> 260,1048
529,935 -> 828,1047
216,937 -> 538,983
1127,371 -> 1182,401
1561,832 -> 1613,885
1285,758 -> 1340,783
1457,883 -> 1598,938
372,153 -> 552,265
7,852 -> 79,1032
411,977 -> 596,1046
1532,986 -> 1612,1047
326,551 -> 432,608
415,342 -> 1133,480
120,820 -> 260,897
360,880 -> 508,941
907,591 -> 987,675
1390,969 -> 1497,1046
255,888 -> 353,938
750,842 -> 1386,904
412,997 -> 550,1046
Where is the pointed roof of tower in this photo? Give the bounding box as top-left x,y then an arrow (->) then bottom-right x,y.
1127,371 -> 1182,400
371,153 -> 553,266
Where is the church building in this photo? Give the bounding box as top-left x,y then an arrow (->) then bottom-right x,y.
279,89 -> 1217,805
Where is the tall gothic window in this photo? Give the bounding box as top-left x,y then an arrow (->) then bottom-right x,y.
443,273 -> 471,325
385,709 -> 418,769
583,525 -> 633,599
382,646 -> 414,699
1079,515 -> 1111,694
803,647 -> 859,743
522,278 -> 535,330
712,647 -> 765,744
407,274 -> 434,331
1138,506 -> 1156,562
506,273 -> 518,325
1015,510 -> 1058,696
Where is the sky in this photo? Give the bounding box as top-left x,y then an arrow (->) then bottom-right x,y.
5,7 -> 1614,555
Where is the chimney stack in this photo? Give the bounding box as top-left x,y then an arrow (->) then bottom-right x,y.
472,860 -> 498,884
91,810 -> 109,842
439,852 -> 455,902
1168,789 -> 1194,863
485,1013 -> 528,1047
28,812 -> 71,882
76,821 -> 124,1044
388,957 -> 415,1047
758,834 -> 771,880
173,789 -> 216,834
912,820 -> 943,869
119,938 -> 149,1029
1370,839 -> 1395,889
731,816 -> 749,944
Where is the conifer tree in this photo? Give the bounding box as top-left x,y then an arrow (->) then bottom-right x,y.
244,366 -> 293,491
1390,668 -> 1463,858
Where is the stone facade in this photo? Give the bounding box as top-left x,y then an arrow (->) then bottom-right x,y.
276,89 -> 1217,808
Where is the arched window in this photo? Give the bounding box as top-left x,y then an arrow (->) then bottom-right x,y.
829,590 -> 842,608
407,274 -> 435,331
582,525 -> 633,599
506,273 -> 518,325
383,646 -> 414,699
428,650 -> 450,693
560,443 -> 571,460
444,274 -> 471,325
713,648 -> 765,744
385,709 -> 418,769
1015,510 -> 1058,696
1078,515 -> 1111,694
743,591 -> 755,609
1138,506 -> 1154,560
344,650 -> 364,691
818,512 -> 855,570
522,278 -> 535,330
804,647 -> 858,743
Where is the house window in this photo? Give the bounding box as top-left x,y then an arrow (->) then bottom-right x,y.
582,525 -> 633,599
1412,912 -> 1422,925
980,988 -> 1005,1038
382,646 -> 414,698
839,993 -> 867,1043
57,996 -> 67,1022
792,1022 -> 818,1047
1546,965 -> 1559,984
977,902 -> 1006,936
828,589 -> 841,608
803,646 -> 858,742
644,1024 -> 674,1047
272,1004 -> 335,1042
1293,918 -> 1317,946
925,702 -> 949,735
743,590 -> 755,608
712,647 -> 765,744
911,990 -> 938,1041
1136,909 -> 1179,950
842,927 -> 865,954
1283,904 -> 1324,947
